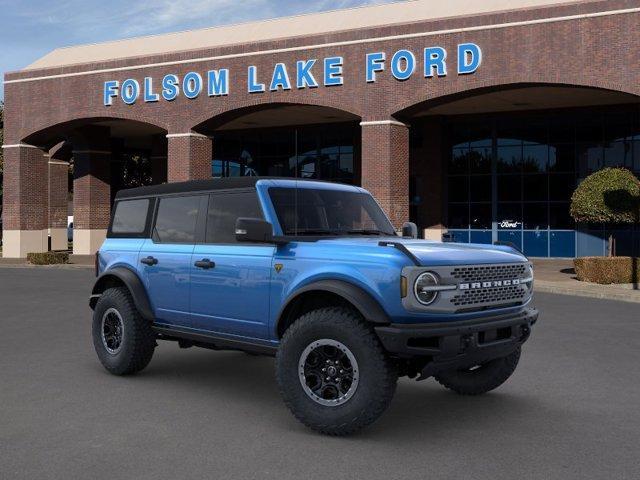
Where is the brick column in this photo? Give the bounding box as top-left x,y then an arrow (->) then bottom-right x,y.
71,127 -> 112,255
166,133 -> 212,182
410,120 -> 446,240
360,120 -> 410,229
48,143 -> 70,251
1,143 -> 49,257
150,134 -> 168,184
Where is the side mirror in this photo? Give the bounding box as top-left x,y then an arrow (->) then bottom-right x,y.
401,222 -> 418,239
235,218 -> 274,243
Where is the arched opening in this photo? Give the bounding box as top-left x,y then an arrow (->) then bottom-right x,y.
194,104 -> 361,185
24,117 -> 168,191
396,84 -> 640,258
21,118 -> 168,254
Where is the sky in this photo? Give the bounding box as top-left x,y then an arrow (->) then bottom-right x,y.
0,0 -> 400,100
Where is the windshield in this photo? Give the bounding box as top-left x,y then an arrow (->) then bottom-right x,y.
268,187 -> 396,236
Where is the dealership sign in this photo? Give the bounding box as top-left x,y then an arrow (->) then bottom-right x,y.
103,43 -> 482,106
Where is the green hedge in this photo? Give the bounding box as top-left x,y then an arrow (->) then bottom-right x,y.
27,252 -> 69,265
570,168 -> 640,224
574,256 -> 640,284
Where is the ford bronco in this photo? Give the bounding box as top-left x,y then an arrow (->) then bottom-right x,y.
90,177 -> 537,435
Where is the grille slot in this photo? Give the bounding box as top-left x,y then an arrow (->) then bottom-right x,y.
448,263 -> 531,309
451,264 -> 526,283
451,285 -> 526,307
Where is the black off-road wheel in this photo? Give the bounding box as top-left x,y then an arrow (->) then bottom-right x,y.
434,347 -> 521,395
92,287 -> 156,375
276,307 -> 397,436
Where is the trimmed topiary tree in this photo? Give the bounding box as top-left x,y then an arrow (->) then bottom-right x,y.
570,167 -> 640,256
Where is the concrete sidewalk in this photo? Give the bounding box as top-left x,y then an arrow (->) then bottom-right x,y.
0,254 -> 94,268
532,258 -> 640,303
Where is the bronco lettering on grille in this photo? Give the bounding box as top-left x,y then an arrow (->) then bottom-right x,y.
459,278 -> 521,290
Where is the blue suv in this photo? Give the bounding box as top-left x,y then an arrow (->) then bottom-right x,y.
90,177 -> 538,435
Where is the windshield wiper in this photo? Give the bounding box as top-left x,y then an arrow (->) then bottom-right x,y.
346,229 -> 391,236
285,229 -> 341,236
285,228 -> 392,236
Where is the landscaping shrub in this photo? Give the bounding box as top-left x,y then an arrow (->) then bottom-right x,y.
570,168 -> 640,224
27,251 -> 69,265
570,168 -> 640,256
574,256 -> 640,284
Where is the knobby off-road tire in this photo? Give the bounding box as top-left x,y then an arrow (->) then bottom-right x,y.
434,347 -> 521,395
92,287 -> 156,375
276,307 -> 398,436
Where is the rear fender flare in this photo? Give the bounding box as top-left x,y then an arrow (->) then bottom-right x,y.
90,267 -> 154,321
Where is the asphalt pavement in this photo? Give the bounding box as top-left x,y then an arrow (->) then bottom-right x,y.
1,267 -> 639,479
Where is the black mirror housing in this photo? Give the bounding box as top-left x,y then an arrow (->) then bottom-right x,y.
235,217 -> 274,243
401,222 -> 418,239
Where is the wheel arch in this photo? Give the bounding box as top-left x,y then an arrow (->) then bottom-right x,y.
275,280 -> 390,338
90,267 -> 154,321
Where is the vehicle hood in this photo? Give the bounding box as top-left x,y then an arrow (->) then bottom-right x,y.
399,239 -> 526,266
314,237 -> 527,266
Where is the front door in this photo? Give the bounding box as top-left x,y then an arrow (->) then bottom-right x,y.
138,194 -> 206,328
190,190 -> 274,339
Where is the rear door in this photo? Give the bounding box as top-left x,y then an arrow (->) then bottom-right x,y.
138,194 -> 206,328
190,189 -> 274,339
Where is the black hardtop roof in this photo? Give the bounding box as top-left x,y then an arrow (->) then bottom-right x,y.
115,177 -> 333,200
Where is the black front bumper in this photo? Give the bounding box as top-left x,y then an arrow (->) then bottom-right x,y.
375,308 -> 538,379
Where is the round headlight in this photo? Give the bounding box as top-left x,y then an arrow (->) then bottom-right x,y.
414,272 -> 439,305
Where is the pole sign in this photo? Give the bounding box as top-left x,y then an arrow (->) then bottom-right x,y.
103,43 -> 481,106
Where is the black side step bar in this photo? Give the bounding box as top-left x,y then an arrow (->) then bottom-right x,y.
153,325 -> 278,356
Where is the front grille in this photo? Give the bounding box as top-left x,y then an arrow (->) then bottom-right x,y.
401,262 -> 533,314
451,285 -> 526,307
451,264 -> 527,283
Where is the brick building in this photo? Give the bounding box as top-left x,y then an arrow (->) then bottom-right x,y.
2,0 -> 640,257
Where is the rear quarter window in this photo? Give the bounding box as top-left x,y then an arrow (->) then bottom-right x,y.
109,199 -> 152,237
153,195 -> 202,244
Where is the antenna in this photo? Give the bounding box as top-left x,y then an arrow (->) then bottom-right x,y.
294,128 -> 298,236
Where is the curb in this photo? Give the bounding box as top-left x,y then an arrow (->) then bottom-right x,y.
0,263 -> 93,269
535,280 -> 640,303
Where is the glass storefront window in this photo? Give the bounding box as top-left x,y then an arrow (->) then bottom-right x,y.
470,203 -> 491,229
445,105 -> 640,257
447,204 -> 469,228
523,203 -> 548,229
603,140 -> 633,168
469,175 -> 491,202
469,146 -> 491,174
549,144 -> 575,173
447,176 -> 469,202
523,174 -> 548,201
211,123 -> 358,184
523,144 -> 548,173
549,203 -> 573,229
497,145 -> 522,173
497,203 -> 522,229
450,147 -> 469,174
497,175 -> 521,201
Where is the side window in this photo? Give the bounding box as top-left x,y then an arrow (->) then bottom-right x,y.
153,196 -> 201,243
110,199 -> 151,237
206,191 -> 263,244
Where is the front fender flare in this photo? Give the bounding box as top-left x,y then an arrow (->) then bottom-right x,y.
90,267 -> 154,321
276,279 -> 390,335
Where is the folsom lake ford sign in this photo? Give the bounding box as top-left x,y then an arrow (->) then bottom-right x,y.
103,43 -> 482,106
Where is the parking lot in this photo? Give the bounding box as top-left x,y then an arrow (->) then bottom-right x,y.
1,267 -> 638,479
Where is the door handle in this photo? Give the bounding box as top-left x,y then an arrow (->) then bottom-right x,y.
194,259 -> 215,269
140,256 -> 158,266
